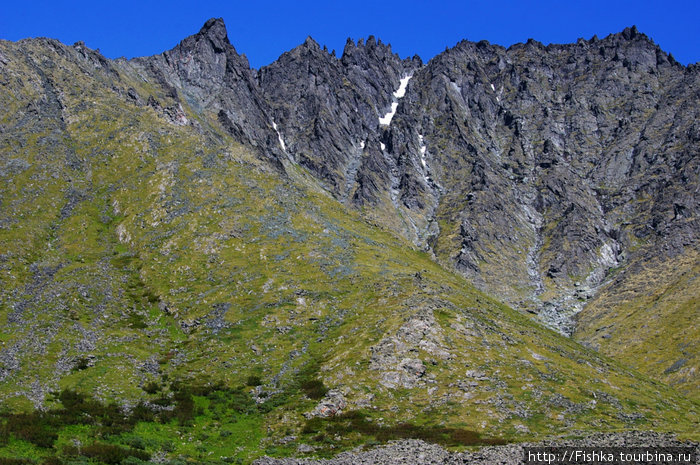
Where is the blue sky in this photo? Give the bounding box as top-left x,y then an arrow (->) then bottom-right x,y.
1,0 -> 698,68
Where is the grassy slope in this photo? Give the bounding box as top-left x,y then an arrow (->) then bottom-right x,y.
0,39 -> 698,463
575,249 -> 699,402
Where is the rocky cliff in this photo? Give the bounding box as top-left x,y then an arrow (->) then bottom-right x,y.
256,24 -> 698,326
251,23 -> 699,392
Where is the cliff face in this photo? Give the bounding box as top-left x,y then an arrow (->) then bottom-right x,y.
127,24 -> 699,324
0,19 -> 698,459
251,25 -> 698,364
385,28 -> 699,331
127,18 -> 286,166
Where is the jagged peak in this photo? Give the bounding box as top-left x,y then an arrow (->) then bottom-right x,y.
198,17 -> 228,41
525,37 -> 544,48
285,36 -> 328,59
175,17 -> 232,55
342,36 -> 397,60
600,25 -> 657,47
343,38 -> 356,57
302,35 -> 321,50
261,35 -> 333,70
621,25 -> 640,40
439,38 -> 504,60
410,54 -> 423,66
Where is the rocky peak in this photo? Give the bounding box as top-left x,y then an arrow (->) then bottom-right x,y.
259,30 -> 421,203
302,35 -> 321,50
621,25 -> 641,41
125,19 -> 285,168
590,26 -> 680,71
341,35 -> 395,66
167,17 -> 238,65
601,26 -> 656,50
284,36 -> 334,68
195,17 -> 231,52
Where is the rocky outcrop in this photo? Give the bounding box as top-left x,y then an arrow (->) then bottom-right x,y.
127,18 -> 286,167
385,28 -> 699,333
307,389 -> 347,418
254,432 -> 698,464
258,36 -> 421,202
369,305 -> 451,389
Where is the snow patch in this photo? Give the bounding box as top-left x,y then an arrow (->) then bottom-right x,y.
394,75 -> 412,99
272,120 -> 286,151
379,75 -> 412,126
418,134 -> 427,168
379,102 -> 399,126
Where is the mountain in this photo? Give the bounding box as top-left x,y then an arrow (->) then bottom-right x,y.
254,23 -> 699,395
0,18 -> 697,464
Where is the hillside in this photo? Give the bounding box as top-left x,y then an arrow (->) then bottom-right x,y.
0,19 -> 697,464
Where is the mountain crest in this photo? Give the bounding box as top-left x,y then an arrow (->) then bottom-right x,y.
167,17 -> 237,61
303,35 -> 320,49
621,25 -> 640,40
196,17 -> 230,51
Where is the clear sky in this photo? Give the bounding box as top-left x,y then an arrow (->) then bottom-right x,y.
1,0 -> 698,68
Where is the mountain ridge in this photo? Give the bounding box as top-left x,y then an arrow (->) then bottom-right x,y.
125,17 -> 700,399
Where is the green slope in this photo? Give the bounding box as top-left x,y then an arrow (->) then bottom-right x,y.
575,249 -> 699,401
